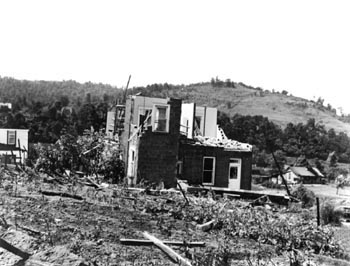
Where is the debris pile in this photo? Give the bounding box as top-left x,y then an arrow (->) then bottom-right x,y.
0,166 -> 348,265
192,136 -> 252,151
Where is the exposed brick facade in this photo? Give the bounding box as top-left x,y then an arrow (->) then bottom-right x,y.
179,142 -> 252,190
122,95 -> 252,190
135,98 -> 182,188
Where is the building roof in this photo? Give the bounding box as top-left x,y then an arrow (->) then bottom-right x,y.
0,128 -> 29,131
289,166 -> 324,177
186,135 -> 252,152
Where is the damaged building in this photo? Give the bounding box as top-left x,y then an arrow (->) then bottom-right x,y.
0,128 -> 29,165
114,95 -> 252,190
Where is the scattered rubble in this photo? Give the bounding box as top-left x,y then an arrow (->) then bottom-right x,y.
192,136 -> 252,151
0,166 -> 349,265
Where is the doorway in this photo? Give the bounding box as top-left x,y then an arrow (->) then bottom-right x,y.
228,158 -> 241,190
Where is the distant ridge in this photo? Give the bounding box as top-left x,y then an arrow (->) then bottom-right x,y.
1,76 -> 350,135
133,80 -> 350,136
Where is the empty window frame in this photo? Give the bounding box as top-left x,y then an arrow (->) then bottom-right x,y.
7,130 -> 16,145
203,156 -> 215,185
152,104 -> 170,132
138,107 -> 152,127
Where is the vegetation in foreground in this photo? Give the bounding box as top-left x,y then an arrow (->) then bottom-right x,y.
1,164 -> 350,265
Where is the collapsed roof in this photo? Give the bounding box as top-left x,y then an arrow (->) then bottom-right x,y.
189,135 -> 252,152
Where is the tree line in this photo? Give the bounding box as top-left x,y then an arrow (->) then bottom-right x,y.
1,76 -> 350,165
218,112 -> 350,164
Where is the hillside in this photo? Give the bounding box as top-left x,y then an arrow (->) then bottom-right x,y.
1,76 -> 350,136
169,82 -> 350,135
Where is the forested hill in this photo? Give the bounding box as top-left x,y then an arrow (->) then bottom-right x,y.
0,77 -> 123,109
1,75 -> 350,141
132,79 -> 350,136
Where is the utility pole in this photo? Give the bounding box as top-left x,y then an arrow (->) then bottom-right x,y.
265,134 -> 291,197
123,75 -> 132,104
271,150 -> 291,197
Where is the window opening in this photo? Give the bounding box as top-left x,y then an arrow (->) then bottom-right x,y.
153,105 -> 169,132
203,157 -> 215,185
7,131 -> 16,145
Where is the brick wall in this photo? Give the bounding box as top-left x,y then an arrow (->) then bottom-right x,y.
179,143 -> 252,190
137,98 -> 182,188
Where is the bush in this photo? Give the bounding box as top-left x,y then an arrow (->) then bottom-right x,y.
321,202 -> 342,226
262,180 -> 284,189
34,131 -> 125,183
98,147 -> 125,184
291,185 -> 316,208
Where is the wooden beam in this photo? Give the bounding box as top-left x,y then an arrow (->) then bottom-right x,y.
177,179 -> 189,206
143,232 -> 192,266
39,190 -> 83,200
196,220 -> 215,232
120,239 -> 205,247
0,237 -> 31,259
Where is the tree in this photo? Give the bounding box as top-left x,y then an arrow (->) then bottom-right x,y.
329,152 -> 338,168
60,95 -> 70,107
316,97 -> 324,106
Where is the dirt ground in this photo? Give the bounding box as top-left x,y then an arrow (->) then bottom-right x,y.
1,171 -> 350,265
0,172 -> 260,266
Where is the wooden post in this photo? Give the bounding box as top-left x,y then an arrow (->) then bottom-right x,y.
316,197 -> 320,226
11,149 -> 19,170
271,150 -> 291,197
18,139 -> 22,166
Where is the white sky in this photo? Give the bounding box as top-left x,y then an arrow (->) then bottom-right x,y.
0,0 -> 350,113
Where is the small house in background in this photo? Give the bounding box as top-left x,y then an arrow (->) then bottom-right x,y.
276,166 -> 325,185
118,95 -> 253,189
0,128 -> 29,165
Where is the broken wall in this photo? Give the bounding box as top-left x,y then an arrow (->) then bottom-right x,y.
194,106 -> 217,138
180,103 -> 195,139
121,96 -> 169,166
137,98 -> 182,188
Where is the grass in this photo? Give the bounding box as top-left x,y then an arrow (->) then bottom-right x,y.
182,82 -> 350,134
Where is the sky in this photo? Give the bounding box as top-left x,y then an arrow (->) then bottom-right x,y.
0,0 -> 350,113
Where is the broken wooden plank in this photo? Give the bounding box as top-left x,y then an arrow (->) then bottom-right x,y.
223,193 -> 240,200
177,179 -> 190,206
143,232 -> 192,266
19,258 -> 56,266
43,176 -> 64,185
39,190 -> 83,200
120,239 -> 205,247
0,237 -> 31,260
188,186 -> 297,206
196,220 -> 215,232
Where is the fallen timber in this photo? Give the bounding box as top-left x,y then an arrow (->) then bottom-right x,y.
143,232 -> 192,266
120,239 -> 205,247
187,186 -> 298,206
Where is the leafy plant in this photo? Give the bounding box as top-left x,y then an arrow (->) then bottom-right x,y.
291,185 -> 316,208
33,131 -> 125,183
321,202 -> 342,226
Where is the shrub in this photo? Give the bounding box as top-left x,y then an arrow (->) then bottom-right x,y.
321,202 -> 342,226
262,180 -> 284,189
291,185 -> 316,208
34,131 -> 125,183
